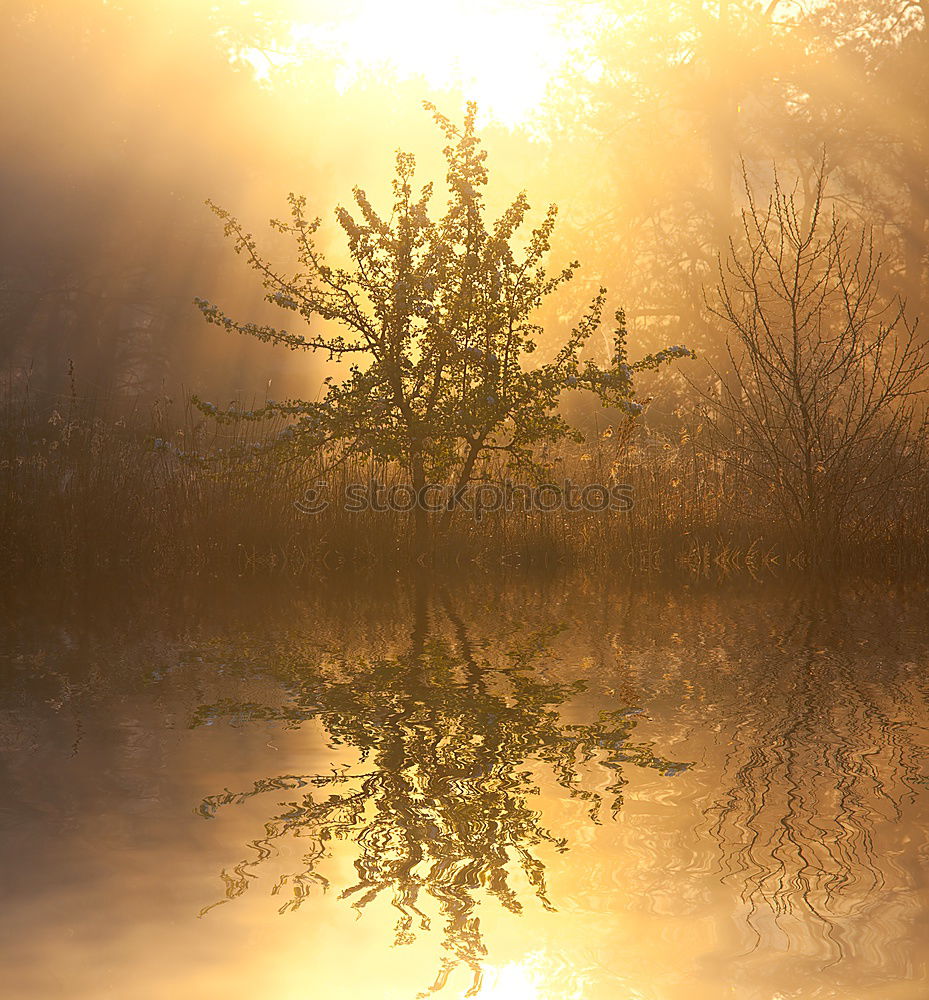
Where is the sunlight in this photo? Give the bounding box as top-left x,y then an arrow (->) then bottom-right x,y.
285,0 -> 600,127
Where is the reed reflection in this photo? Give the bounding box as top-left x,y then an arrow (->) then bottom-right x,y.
192,583 -> 690,997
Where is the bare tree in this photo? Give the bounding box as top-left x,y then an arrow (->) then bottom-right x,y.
703,166 -> 929,552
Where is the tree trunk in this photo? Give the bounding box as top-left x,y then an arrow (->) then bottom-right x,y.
409,446 -> 428,558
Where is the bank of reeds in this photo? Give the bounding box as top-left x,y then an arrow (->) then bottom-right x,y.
3,383 -> 928,581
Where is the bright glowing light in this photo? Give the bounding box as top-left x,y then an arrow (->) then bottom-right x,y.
473,954 -> 589,1000
476,961 -> 543,1000
283,0 -> 602,127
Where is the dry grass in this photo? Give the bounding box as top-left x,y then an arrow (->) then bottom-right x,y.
3,381 -> 927,581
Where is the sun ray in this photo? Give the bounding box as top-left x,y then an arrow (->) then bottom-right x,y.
245,0 -> 605,127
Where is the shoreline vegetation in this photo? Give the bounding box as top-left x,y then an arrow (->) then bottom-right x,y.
5,11 -> 929,594
5,115 -> 929,586
3,379 -> 927,583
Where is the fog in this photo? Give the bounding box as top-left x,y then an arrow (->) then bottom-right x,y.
2,0 -> 927,413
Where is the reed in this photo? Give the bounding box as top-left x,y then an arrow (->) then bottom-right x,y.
3,380 -> 927,580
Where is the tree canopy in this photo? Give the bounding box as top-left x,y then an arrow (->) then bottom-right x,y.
194,103 -> 693,524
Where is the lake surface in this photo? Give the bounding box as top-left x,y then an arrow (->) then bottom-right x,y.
1,574 -> 927,1000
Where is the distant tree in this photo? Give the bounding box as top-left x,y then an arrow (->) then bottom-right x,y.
0,0 -> 296,398
544,0 -> 807,365
794,0 -> 929,321
194,104 -> 692,541
703,168 -> 929,552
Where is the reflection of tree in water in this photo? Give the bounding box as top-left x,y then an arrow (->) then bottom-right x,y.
192,587 -> 689,997
624,584 -> 929,972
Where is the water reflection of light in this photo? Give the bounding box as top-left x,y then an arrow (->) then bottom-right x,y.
475,956 -> 586,1000
476,962 -> 541,1000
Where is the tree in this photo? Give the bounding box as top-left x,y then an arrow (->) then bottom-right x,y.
543,1 -> 809,366
794,0 -> 929,322
194,103 -> 692,542
0,0 -> 304,398
703,167 -> 928,552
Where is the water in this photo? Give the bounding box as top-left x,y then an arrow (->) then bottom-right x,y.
1,575 -> 927,999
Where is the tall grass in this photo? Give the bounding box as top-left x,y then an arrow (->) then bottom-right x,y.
3,380 -> 928,580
